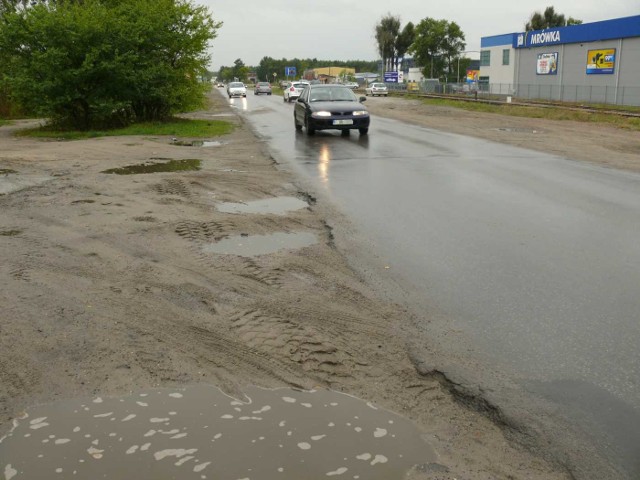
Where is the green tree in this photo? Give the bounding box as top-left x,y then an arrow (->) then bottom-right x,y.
410,17 -> 465,79
441,21 -> 466,81
525,6 -> 582,31
0,0 -> 222,129
374,14 -> 400,72
230,58 -> 248,82
395,22 -> 415,71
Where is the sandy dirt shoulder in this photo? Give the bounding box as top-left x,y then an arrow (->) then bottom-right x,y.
2,92 -> 631,479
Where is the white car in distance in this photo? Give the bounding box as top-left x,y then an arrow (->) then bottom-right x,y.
365,83 -> 388,97
283,81 -> 309,102
227,82 -> 247,98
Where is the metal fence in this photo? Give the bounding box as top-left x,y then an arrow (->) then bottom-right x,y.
486,83 -> 640,107
381,81 -> 640,107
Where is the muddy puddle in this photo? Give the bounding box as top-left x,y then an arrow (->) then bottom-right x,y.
0,174 -> 53,195
203,232 -> 317,256
101,159 -> 201,175
0,385 -> 434,480
494,127 -> 543,134
172,140 -> 225,147
216,196 -> 308,215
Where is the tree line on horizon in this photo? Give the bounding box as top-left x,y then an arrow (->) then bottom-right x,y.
217,58 -> 379,84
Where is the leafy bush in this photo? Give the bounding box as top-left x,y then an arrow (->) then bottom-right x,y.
0,0 -> 221,129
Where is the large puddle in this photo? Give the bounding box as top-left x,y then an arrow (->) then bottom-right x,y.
101,159 -> 201,175
203,232 -> 317,256
216,196 -> 308,215
172,140 -> 224,147
0,385 -> 434,479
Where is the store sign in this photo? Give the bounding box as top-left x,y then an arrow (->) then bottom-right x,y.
536,53 -> 558,75
529,30 -> 561,46
586,49 -> 616,75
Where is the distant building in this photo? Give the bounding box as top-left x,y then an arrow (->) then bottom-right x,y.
304,66 -> 356,83
480,15 -> 640,105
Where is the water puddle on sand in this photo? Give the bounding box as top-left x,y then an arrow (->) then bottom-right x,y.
101,159 -> 201,175
216,196 -> 308,215
0,385 -> 435,480
203,232 -> 317,256
172,140 -> 224,147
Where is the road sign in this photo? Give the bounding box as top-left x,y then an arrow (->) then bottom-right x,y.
384,71 -> 399,83
285,66 -> 297,77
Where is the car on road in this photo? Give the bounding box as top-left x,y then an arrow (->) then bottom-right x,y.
365,83 -> 388,96
283,81 -> 309,103
254,82 -> 272,95
216,82 -> 224,88
294,84 -> 369,136
227,82 -> 247,98
344,82 -> 359,90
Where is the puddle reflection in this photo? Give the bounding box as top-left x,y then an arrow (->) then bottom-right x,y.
0,385 -> 435,479
229,97 -> 248,111
319,144 -> 331,183
217,196 -> 308,215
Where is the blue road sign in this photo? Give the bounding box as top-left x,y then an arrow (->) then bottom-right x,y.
384,71 -> 398,83
285,66 -> 297,76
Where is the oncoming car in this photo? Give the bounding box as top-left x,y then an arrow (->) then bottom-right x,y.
365,83 -> 388,96
294,84 -> 369,136
227,82 -> 247,98
283,81 -> 309,102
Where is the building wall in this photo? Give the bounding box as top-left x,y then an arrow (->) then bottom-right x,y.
480,46 -> 516,84
481,16 -> 640,105
515,37 -> 640,104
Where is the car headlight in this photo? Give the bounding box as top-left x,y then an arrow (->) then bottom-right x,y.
312,111 -> 332,117
352,110 -> 369,116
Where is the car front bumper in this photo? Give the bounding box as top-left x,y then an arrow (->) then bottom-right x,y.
308,115 -> 370,131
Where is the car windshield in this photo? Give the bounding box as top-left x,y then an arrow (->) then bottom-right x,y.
292,83 -> 307,89
373,83 -> 385,88
229,82 -> 243,88
257,82 -> 269,86
309,87 -> 357,102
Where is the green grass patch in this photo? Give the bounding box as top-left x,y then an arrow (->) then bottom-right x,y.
16,118 -> 234,140
422,98 -> 640,131
0,119 -> 10,127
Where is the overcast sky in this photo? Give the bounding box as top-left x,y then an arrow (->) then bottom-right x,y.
201,1 -> 638,70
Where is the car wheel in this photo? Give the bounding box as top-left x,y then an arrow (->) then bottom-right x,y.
305,118 -> 315,135
283,96 -> 286,102
294,115 -> 302,131
359,128 -> 368,135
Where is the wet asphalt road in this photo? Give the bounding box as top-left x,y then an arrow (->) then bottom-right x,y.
226,91 -> 640,477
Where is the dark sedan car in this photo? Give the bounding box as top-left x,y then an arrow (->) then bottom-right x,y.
294,84 -> 369,135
